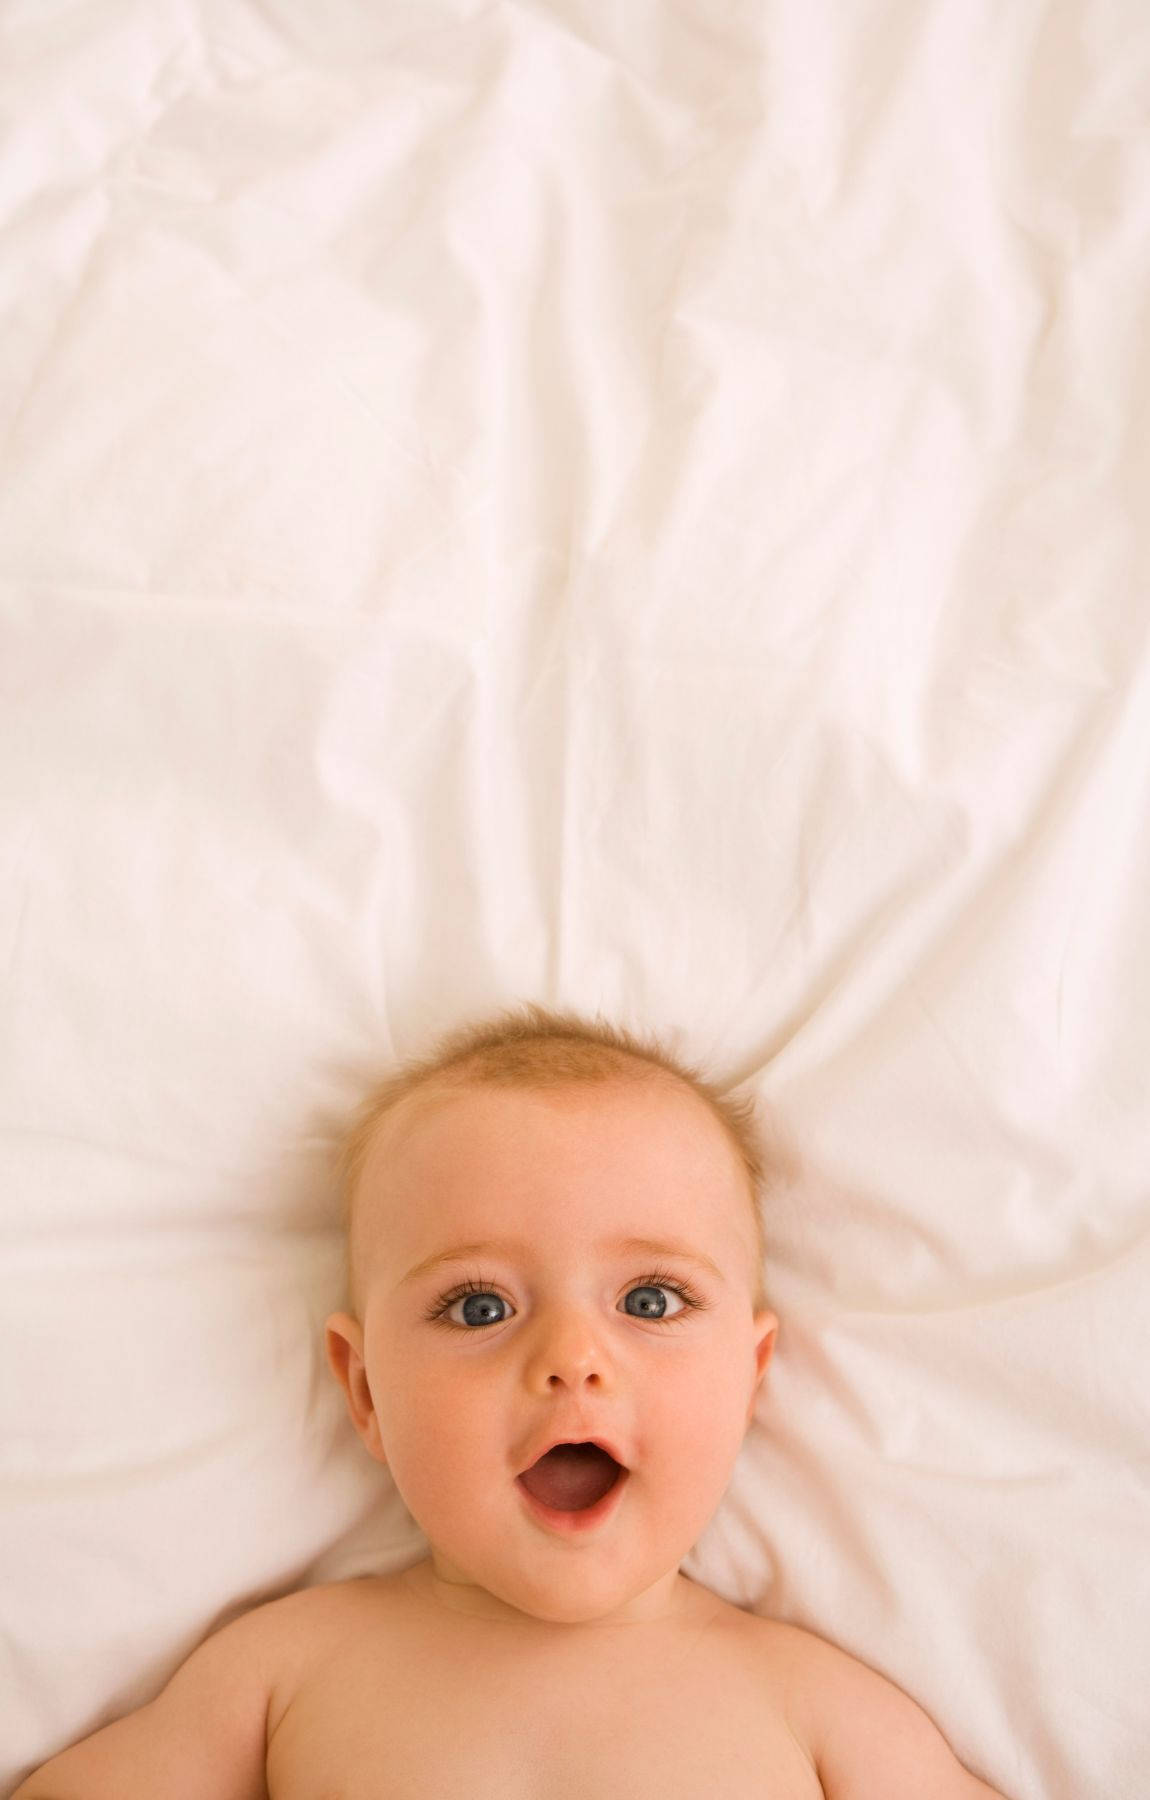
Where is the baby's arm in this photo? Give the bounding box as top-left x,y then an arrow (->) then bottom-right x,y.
10,1597 -> 285,1800
779,1625 -> 1010,1800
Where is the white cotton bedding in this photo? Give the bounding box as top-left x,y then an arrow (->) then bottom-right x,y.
2,3 -> 1148,1795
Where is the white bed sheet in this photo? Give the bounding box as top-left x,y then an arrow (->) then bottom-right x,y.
2,3 -> 1148,1795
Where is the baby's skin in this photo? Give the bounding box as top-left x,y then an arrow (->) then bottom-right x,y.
15,1078 -> 1008,1798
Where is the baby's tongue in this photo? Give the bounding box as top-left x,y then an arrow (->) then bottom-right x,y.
519,1444 -> 619,1512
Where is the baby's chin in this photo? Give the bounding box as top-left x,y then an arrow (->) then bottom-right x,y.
416,1548 -> 692,1629
499,1573 -> 693,1629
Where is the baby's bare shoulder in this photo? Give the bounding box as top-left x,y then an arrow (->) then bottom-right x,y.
737,1611 -> 840,1692
744,1615 -> 1006,1799
254,1576 -> 397,1733
245,1574 -> 378,1649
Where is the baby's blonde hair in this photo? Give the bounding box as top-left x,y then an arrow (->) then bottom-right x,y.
337,1001 -> 770,1313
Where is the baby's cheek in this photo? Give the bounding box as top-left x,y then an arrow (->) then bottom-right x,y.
388,1384 -> 493,1490
655,1363 -> 752,1466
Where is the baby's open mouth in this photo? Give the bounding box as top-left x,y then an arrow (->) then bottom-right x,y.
517,1443 -> 625,1513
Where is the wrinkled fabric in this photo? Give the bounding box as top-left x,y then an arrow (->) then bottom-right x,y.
1,4 -> 1148,1796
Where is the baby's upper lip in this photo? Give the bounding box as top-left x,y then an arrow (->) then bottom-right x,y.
515,1432 -> 630,1477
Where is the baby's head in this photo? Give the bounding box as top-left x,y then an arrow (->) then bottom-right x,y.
325,1003 -> 778,1628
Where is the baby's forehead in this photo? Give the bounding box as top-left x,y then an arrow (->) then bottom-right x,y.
373,1072 -> 725,1167
355,1081 -> 747,1250
348,1075 -> 760,1309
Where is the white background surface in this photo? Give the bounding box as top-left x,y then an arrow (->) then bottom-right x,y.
2,3 -> 1148,1795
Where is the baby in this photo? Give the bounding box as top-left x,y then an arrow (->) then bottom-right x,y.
15,1004 -> 1008,1799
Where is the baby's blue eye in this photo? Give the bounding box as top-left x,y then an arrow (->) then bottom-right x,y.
623,1284 -> 674,1319
432,1278 -> 695,1330
456,1291 -> 507,1328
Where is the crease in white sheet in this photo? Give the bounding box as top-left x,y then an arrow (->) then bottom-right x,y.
2,4 -> 1148,1797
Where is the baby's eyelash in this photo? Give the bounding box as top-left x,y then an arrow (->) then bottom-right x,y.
633,1267 -> 709,1314
424,1266 -> 709,1327
423,1273 -> 499,1323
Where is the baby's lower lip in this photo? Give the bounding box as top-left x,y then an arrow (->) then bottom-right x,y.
516,1467 -> 629,1536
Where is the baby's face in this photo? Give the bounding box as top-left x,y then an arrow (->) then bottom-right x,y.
326,1079 -> 777,1628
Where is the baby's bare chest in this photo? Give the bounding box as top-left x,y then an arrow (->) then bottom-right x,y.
265,1607 -> 823,1800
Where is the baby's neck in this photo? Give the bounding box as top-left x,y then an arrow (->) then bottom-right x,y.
401,1556 -> 708,1632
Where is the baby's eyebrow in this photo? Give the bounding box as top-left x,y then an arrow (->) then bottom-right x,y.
399,1236 -> 727,1287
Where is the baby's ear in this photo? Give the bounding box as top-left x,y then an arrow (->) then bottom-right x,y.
750,1309 -> 779,1397
324,1312 -> 389,1467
